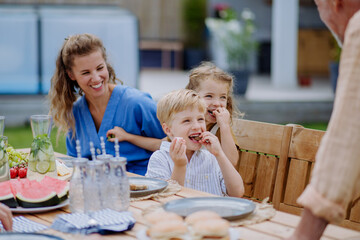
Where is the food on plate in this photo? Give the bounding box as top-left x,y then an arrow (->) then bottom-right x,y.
6,146 -> 28,168
191,218 -> 230,240
56,161 -> 71,177
147,220 -> 188,240
0,180 -> 18,208
185,210 -> 222,225
40,176 -> 69,202
130,183 -> 148,191
9,167 -> 18,178
6,146 -> 29,178
144,210 -> 183,226
0,176 -> 69,208
18,167 -> 27,178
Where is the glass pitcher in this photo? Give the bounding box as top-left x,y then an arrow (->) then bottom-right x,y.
0,116 -> 10,182
0,136 -> 10,182
0,116 -> 4,136
27,115 -> 57,179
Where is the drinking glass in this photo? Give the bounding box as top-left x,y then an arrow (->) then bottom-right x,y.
0,116 -> 4,136
0,136 -> 9,182
84,160 -> 105,213
96,153 -> 113,209
69,157 -> 88,213
109,157 -> 129,211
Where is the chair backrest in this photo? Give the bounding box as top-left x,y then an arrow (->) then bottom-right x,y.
233,119 -> 360,231
232,119 -> 292,202
272,125 -> 324,213
274,125 -> 360,231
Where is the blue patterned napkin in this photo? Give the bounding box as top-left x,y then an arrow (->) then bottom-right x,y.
51,209 -> 135,235
0,216 -> 48,233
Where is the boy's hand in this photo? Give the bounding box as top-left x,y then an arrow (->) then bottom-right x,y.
213,107 -> 231,128
106,127 -> 129,142
200,132 -> 222,157
170,137 -> 187,167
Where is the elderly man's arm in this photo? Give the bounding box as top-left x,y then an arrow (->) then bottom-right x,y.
286,208 -> 328,240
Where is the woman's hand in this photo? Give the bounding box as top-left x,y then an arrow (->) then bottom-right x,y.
213,107 -> 231,129
106,126 -> 130,142
169,137 -> 187,167
0,203 -> 12,231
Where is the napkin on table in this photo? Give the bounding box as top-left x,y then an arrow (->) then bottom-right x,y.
0,216 -> 48,233
51,208 -> 135,235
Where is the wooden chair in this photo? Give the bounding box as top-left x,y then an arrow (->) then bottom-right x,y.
272,125 -> 324,213
232,119 -> 292,202
272,125 -> 360,231
233,119 -> 360,230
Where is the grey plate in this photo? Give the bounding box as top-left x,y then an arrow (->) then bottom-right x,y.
129,177 -> 168,198
0,233 -> 64,240
163,197 -> 256,221
56,156 -> 75,167
10,199 -> 69,214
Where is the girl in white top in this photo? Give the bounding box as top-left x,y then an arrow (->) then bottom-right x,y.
186,62 -> 243,167
146,89 -> 244,197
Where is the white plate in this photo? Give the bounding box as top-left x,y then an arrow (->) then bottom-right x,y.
129,177 -> 168,198
136,227 -> 239,240
10,199 -> 69,214
163,197 -> 255,221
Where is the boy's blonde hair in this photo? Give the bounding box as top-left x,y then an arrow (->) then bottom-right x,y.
157,89 -> 206,126
186,61 -> 243,119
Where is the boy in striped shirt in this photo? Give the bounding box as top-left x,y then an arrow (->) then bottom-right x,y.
145,89 -> 244,197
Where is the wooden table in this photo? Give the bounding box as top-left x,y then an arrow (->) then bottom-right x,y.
13,174 -> 360,240
12,150 -> 360,239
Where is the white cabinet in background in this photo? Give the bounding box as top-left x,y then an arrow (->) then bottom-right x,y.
39,5 -> 139,94
0,6 -> 39,94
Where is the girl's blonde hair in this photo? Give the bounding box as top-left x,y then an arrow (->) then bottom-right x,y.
185,61 -> 242,120
157,89 -> 206,126
48,33 -> 122,138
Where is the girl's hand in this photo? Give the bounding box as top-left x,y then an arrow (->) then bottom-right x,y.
170,137 -> 187,167
213,107 -> 231,128
106,127 -> 129,142
200,132 -> 222,157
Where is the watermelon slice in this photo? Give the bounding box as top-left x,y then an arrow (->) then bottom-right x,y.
16,183 -> 60,208
40,176 -> 69,202
0,181 -> 18,208
6,178 -> 68,208
9,179 -> 22,196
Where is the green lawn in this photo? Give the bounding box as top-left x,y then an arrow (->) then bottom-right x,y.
4,125 -> 67,154
300,122 -> 328,131
3,122 -> 328,155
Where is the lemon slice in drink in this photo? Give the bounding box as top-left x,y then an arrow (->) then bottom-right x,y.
36,161 -> 50,174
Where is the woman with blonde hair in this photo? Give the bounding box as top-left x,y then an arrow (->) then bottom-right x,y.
48,33 -> 165,175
